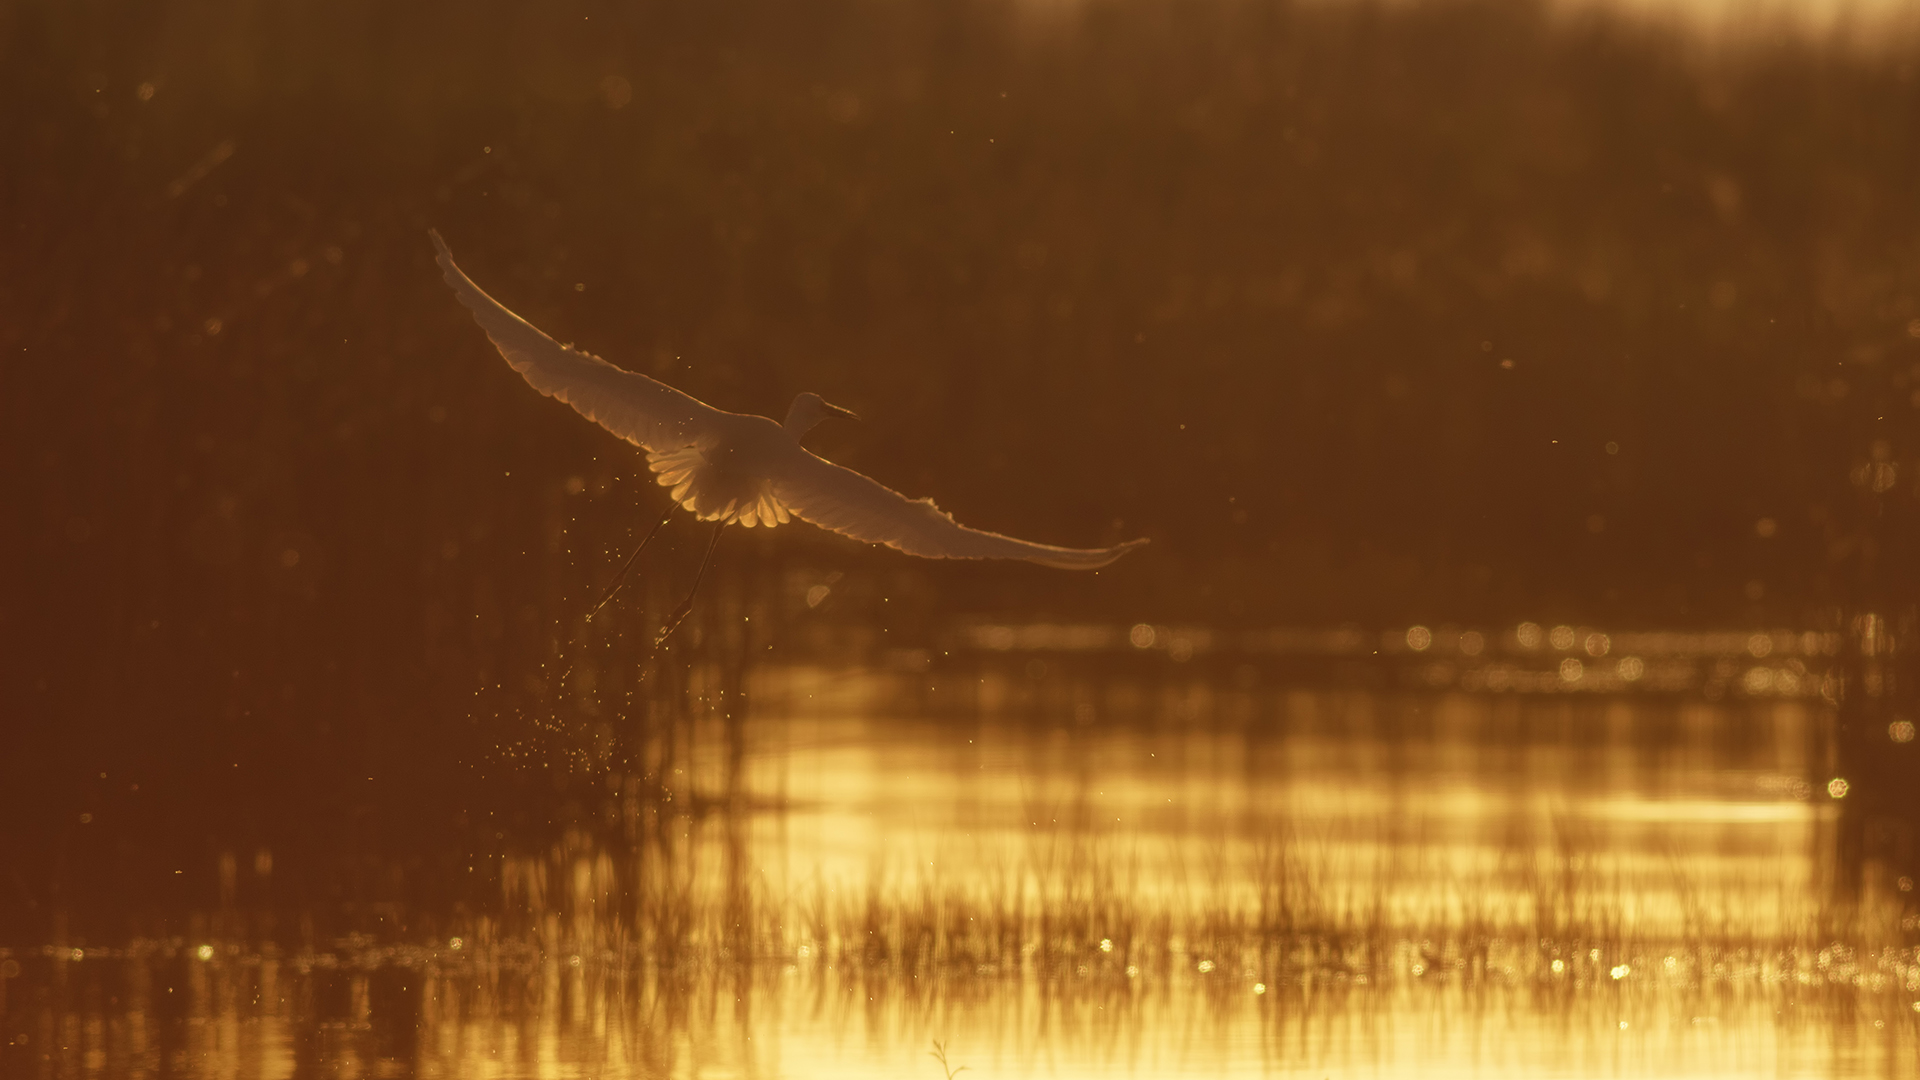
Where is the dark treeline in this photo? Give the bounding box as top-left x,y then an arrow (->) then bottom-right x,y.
4,0 -> 1920,938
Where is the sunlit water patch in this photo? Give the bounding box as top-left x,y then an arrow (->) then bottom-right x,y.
4,666 -> 1917,1077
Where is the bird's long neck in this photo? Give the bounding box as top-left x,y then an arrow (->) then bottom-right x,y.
783,398 -> 821,439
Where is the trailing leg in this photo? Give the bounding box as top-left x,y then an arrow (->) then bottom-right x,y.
587,502 -> 676,622
656,520 -> 725,646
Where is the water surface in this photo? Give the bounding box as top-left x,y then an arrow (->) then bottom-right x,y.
7,651 -> 1913,1078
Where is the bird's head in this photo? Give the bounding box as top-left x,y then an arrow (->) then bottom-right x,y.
783,391 -> 859,440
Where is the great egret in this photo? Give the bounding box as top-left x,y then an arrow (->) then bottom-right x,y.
430,231 -> 1147,641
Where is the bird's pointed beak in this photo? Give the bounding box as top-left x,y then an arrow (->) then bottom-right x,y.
826,401 -> 860,421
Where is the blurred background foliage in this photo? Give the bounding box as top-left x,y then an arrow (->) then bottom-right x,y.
4,0 -> 1920,932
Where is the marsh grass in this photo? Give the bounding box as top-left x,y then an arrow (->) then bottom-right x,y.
7,715 -> 1915,1079
8,837 -> 1911,1077
445,795 -> 1890,997
375,647 -> 1877,1009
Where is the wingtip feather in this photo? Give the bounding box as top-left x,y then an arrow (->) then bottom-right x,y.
1024,536 -> 1150,571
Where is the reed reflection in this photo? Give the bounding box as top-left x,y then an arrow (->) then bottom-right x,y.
6,658 -> 1917,1078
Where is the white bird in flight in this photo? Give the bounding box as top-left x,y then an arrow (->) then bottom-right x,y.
430,231 -> 1147,641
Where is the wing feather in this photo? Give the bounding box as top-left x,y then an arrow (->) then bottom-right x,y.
769,447 -> 1147,570
431,230 -> 716,451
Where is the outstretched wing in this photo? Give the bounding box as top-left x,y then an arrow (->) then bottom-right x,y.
768,447 -> 1148,570
431,230 -> 717,451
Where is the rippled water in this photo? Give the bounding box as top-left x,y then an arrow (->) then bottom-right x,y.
6,650 -> 1916,1078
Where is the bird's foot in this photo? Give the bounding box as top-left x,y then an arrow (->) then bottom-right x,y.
654,602 -> 696,647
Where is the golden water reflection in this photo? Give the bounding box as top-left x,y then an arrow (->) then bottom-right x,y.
6,673 -> 1920,1078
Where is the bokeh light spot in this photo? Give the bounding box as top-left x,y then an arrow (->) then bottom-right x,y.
599,75 -> 632,108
